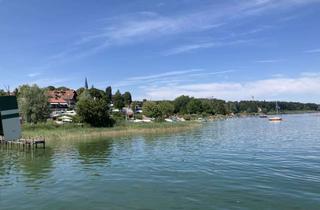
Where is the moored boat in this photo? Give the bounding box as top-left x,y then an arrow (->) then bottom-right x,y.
269,101 -> 282,121
269,116 -> 282,121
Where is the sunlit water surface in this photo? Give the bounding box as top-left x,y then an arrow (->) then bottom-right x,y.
1,114 -> 320,209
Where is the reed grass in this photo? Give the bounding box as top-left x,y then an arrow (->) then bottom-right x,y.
22,121 -> 200,141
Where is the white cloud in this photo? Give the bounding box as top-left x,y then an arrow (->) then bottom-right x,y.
138,74 -> 320,102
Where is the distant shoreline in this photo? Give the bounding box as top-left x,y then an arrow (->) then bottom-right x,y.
21,111 -> 319,142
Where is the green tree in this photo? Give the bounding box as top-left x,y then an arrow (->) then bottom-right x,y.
123,91 -> 132,106
0,89 -> 6,96
187,99 -> 202,114
201,100 -> 214,115
113,90 -> 124,109
214,101 -> 227,115
76,87 -> 86,99
18,84 -> 50,123
105,86 -> 112,104
226,102 -> 239,114
13,88 -> 19,96
142,101 -> 161,119
76,91 -> 113,127
89,87 -> 106,100
46,86 -> 56,91
158,101 -> 174,118
174,95 -> 191,114
56,86 -> 69,91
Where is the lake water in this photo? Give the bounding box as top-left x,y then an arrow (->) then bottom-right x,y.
1,114 -> 320,210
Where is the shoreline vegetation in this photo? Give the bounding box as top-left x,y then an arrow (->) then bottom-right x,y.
22,111 -> 319,142
22,121 -> 201,141
2,84 -> 319,142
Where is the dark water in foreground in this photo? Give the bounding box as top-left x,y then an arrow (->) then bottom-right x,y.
1,114 -> 320,210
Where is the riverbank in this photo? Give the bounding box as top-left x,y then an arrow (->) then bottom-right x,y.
22,122 -> 201,141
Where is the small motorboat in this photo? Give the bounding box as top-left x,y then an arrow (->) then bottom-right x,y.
259,114 -> 268,118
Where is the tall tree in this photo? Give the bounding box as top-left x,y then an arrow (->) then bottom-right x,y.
174,95 -> 191,114
77,91 -> 113,127
76,87 -> 86,99
113,90 -> 124,109
123,91 -> 132,106
89,87 -> 106,100
105,86 -> 112,103
18,84 -> 50,123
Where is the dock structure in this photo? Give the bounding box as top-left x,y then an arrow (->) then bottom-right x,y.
0,96 -> 46,150
0,136 -> 46,149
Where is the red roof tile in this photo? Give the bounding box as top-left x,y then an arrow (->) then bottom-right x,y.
48,98 -> 67,104
47,90 -> 77,101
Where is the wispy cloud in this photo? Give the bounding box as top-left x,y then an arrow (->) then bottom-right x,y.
255,59 -> 283,63
48,0 -> 320,61
304,48 -> 320,54
164,39 -> 256,55
127,69 -> 203,81
27,72 -> 42,78
26,78 -> 71,87
139,73 -> 320,102
105,69 -> 234,89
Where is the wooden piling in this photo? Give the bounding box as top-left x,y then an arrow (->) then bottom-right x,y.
0,137 -> 46,150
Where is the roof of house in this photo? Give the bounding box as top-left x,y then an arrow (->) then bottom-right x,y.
47,90 -> 77,101
48,98 -> 67,104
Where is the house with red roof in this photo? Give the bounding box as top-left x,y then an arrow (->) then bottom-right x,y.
47,90 -> 77,111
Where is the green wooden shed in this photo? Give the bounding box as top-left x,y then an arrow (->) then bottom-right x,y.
0,96 -> 21,141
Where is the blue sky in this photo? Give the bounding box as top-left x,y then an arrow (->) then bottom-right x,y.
1,0 -> 320,102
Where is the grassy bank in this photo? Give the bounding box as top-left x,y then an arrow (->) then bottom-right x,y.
22,122 -> 201,141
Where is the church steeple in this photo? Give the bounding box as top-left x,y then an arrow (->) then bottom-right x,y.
85,77 -> 88,89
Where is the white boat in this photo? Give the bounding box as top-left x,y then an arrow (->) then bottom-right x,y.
269,116 -> 282,122
269,101 -> 282,122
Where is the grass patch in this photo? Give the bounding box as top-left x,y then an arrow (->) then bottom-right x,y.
22,121 -> 200,141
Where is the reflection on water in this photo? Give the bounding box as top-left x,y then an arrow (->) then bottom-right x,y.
0,147 -> 54,186
0,114 -> 320,210
77,139 -> 113,165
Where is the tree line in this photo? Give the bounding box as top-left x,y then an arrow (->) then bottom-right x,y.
1,85 -> 319,127
142,95 -> 320,120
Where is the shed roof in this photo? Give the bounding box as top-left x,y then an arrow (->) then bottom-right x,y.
0,96 -> 18,111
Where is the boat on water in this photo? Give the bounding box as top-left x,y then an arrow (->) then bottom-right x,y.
269,116 -> 282,121
269,101 -> 282,122
259,114 -> 268,118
